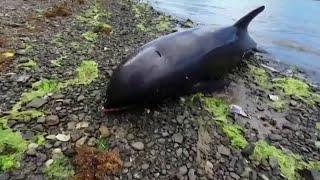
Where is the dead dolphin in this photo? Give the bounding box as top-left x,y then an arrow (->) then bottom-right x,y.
102,5 -> 265,112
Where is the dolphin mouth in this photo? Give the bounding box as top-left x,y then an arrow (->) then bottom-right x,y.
101,106 -> 131,113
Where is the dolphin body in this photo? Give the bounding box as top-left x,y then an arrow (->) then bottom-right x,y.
102,6 -> 265,112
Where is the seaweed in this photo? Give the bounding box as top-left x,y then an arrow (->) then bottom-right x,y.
73,145 -> 123,180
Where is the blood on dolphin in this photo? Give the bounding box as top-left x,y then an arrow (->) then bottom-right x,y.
102,6 -> 266,112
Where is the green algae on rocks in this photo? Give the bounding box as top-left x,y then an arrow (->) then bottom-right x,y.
82,31 -> 98,42
17,59 -> 38,69
0,110 -> 44,127
250,140 -> 320,180
248,64 -> 269,88
0,128 -> 28,171
202,96 -> 229,122
272,77 -> 320,105
43,156 -> 75,179
67,60 -> 99,85
222,124 -> 248,149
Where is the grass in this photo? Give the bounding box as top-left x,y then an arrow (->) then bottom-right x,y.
96,137 -> 110,151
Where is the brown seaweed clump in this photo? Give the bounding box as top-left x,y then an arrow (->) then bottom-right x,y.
44,2 -> 72,18
72,145 -> 123,180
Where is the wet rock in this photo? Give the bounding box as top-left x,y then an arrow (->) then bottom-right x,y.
17,75 -> 31,83
0,172 -> 10,180
269,156 -> 279,169
172,133 -> 183,143
217,145 -> 231,157
77,95 -> 85,102
298,168 -> 320,180
230,172 -> 241,180
269,134 -> 283,141
26,98 -> 47,108
37,116 -> 46,123
131,142 -> 144,150
64,148 -> 75,157
241,143 -> 255,157
46,115 -> 59,126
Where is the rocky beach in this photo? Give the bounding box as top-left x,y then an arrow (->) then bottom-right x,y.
1,0 -> 320,180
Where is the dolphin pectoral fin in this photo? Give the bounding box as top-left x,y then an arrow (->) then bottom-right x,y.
233,6 -> 265,30
191,79 -> 231,94
253,46 -> 269,54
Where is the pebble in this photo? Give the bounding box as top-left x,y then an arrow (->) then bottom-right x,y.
0,172 -> 9,180
269,134 -> 283,141
290,100 -> 298,107
99,125 -> 110,138
188,169 -> 196,180
46,115 -> 60,126
230,172 -> 241,180
37,117 -> 45,123
26,98 -> 47,108
56,134 -> 71,142
176,148 -> 183,157
141,163 -> 149,170
241,143 -> 255,157
76,136 -> 87,146
172,133 -> 183,143
131,142 -> 145,150
67,122 -> 76,130
177,166 -> 188,176
45,159 -> 54,167
87,137 -> 96,146
76,121 -> 89,129
269,157 -> 279,169
218,145 -> 231,156
77,95 -> 85,102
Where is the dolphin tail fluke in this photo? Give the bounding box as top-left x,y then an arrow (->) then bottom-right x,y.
233,6 -> 265,30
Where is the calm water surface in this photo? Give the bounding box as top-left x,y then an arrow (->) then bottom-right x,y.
144,0 -> 320,83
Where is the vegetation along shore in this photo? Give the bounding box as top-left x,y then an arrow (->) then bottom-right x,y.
0,0 -> 319,179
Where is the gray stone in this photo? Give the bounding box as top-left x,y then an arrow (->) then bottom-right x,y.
241,143 -> 255,157
67,122 -> 76,130
26,98 -> 47,108
131,142 -> 144,150
176,148 -> 183,157
77,95 -> 85,102
188,169 -> 196,180
124,161 -> 133,168
46,115 -> 59,126
217,145 -> 231,156
141,163 -> 149,170
17,75 -> 31,83
173,133 -> 183,143
290,100 -> 298,106
269,134 -> 282,141
177,166 -> 188,176
0,172 -> 10,180
230,172 -> 241,180
269,156 -> 279,169
37,116 -> 45,123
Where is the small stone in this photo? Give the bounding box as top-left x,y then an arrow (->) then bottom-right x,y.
299,168 -> 320,180
230,172 -> 241,180
99,125 -> 110,138
87,137 -> 96,146
0,172 -> 9,180
26,98 -> 47,108
269,156 -> 279,169
172,133 -> 183,143
23,131 -> 35,140
56,134 -> 70,142
76,121 -> 89,129
16,75 -> 31,83
76,136 -> 87,146
37,117 -> 45,123
124,161 -> 133,168
46,135 -> 56,140
46,115 -> 59,126
77,95 -> 85,102
26,148 -> 37,156
177,166 -> 188,176
241,143 -> 255,157
290,100 -> 298,107
64,148 -> 75,157
45,159 -> 54,167
188,169 -> 196,180
131,142 -> 144,150
141,163 -> 149,170
176,148 -> 183,157
217,145 -> 231,156
269,134 -> 282,141
67,122 -> 76,130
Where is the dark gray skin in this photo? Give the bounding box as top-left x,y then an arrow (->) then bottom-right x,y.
102,6 -> 265,112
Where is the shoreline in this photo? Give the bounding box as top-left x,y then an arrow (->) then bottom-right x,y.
0,0 -> 320,180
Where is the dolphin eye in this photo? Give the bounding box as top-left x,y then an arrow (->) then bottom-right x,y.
155,50 -> 161,57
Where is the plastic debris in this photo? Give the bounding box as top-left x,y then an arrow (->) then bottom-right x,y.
269,95 -> 279,101
230,104 -> 249,118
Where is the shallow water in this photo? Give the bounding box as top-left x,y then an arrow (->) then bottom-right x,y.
144,0 -> 320,83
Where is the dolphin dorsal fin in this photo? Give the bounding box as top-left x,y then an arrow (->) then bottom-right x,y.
233,6 -> 265,30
